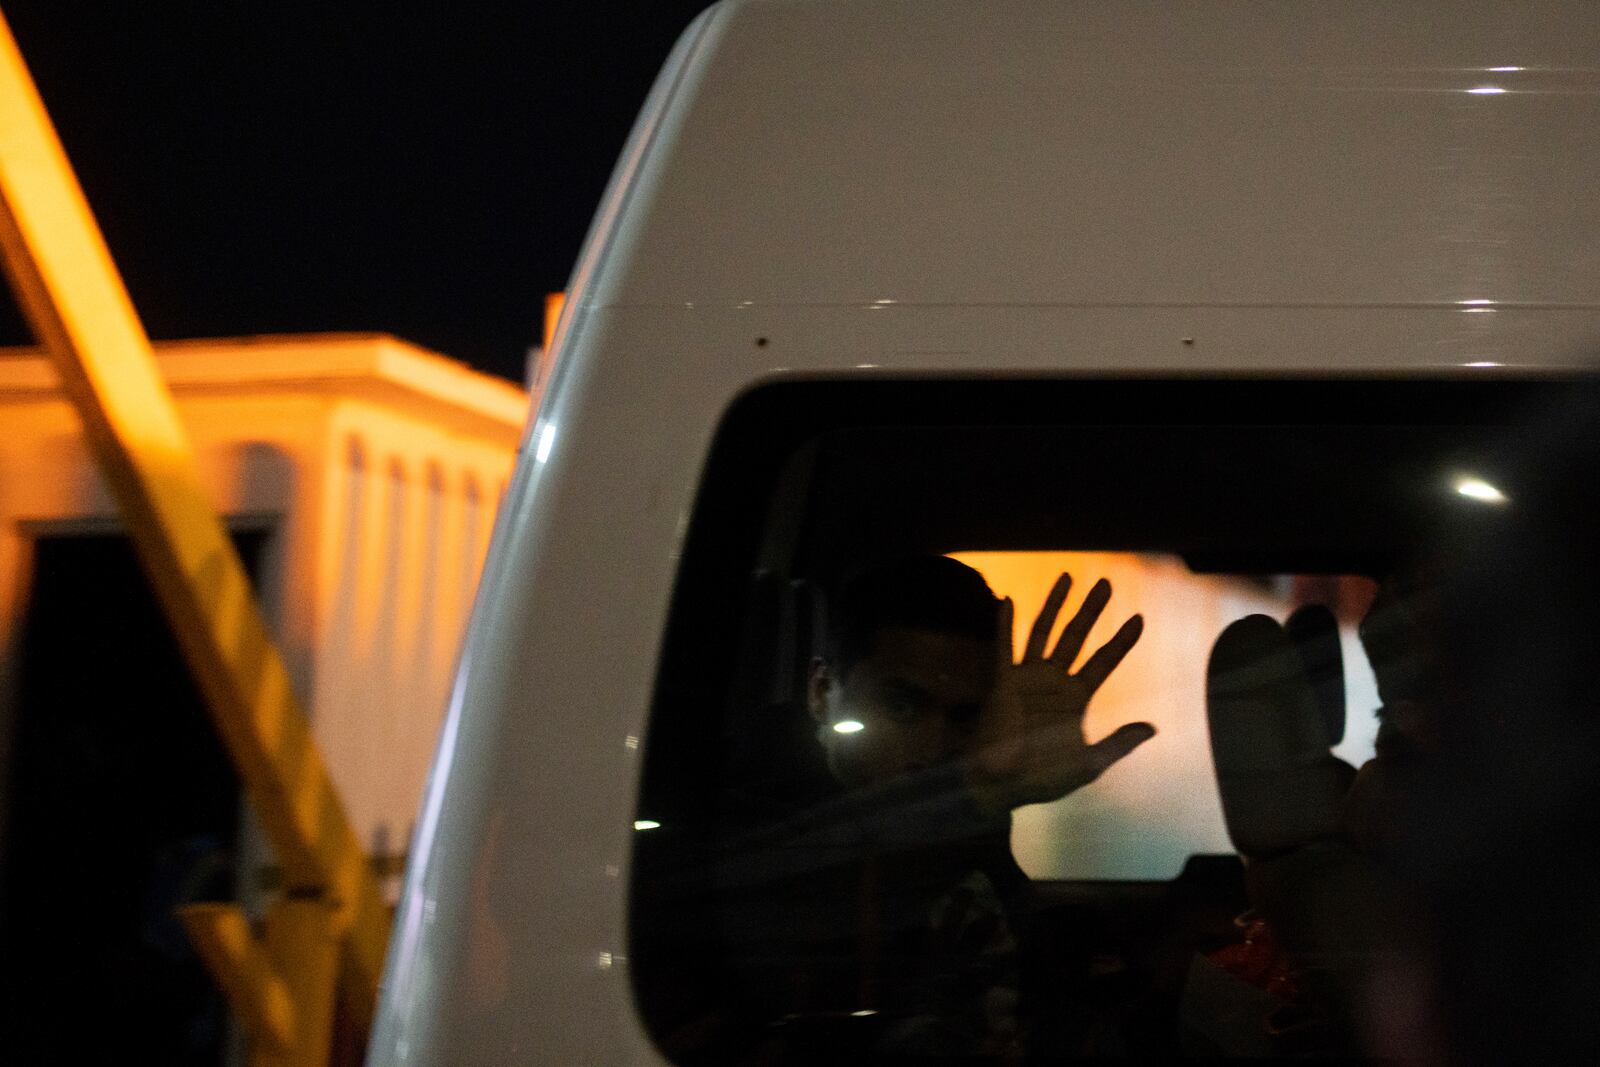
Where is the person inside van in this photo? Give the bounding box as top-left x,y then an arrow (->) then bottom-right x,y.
692,556 -> 1157,1057
810,556 -> 1154,826
1201,424 -> 1600,1065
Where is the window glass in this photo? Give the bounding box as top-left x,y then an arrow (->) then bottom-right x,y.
631,378 -> 1600,1063
950,551 -> 1380,880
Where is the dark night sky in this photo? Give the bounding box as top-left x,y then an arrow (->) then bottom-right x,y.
0,2 -> 711,382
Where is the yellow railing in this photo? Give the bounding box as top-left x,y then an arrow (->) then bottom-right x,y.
0,9 -> 388,1064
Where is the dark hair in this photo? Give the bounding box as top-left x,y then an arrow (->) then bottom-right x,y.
822,556 -> 998,677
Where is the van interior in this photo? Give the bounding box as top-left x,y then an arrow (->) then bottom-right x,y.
630,375 -> 1600,1060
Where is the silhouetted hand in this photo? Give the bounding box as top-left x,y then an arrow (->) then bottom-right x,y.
1206,606 -> 1355,857
1205,603 -> 1420,1053
966,572 -> 1154,813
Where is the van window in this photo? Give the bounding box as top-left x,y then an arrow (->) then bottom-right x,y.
944,550 -> 1380,881
630,378 -> 1600,1061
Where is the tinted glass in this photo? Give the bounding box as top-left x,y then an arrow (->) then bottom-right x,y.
632,379 -> 1600,1062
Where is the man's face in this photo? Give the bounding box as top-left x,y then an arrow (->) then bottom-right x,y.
809,625 -> 996,789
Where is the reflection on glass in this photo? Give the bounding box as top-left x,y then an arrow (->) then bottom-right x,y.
1454,476 -> 1507,503
951,551 -> 1380,880
629,379 -> 1600,1063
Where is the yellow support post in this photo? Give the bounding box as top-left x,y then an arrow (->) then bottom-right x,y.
0,6 -> 389,1046
178,904 -> 297,1054
542,290 -> 565,351
256,898 -> 343,1067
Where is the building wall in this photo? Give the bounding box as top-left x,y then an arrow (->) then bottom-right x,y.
313,397 -> 514,867
0,338 -> 526,898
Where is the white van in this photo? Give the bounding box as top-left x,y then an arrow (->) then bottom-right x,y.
369,1 -> 1600,1062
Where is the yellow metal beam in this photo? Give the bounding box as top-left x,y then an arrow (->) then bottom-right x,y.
255,898 -> 343,1067
0,8 -> 388,1034
178,904 -> 297,1054
542,290 -> 565,351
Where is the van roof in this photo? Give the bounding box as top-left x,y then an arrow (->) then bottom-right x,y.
588,0 -> 1600,329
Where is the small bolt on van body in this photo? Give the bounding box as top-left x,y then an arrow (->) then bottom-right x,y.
369,1 -> 1600,1062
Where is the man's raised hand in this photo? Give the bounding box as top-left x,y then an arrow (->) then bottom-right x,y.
967,572 -> 1155,813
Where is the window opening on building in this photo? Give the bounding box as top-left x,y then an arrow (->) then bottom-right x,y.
0,529 -> 267,1065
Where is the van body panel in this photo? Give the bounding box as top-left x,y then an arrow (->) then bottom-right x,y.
368,2 -> 1600,1064
594,0 -> 1600,315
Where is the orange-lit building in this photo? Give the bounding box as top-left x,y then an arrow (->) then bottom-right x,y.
0,333 -> 526,900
